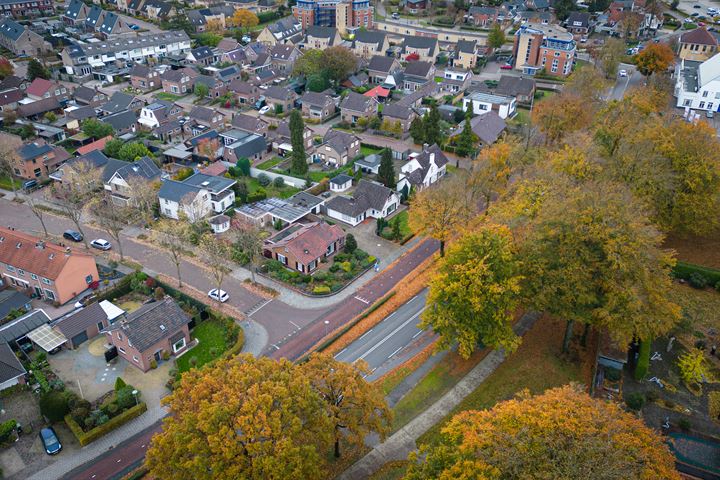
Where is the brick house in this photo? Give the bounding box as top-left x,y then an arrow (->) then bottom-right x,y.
129,64 -> 161,92
263,85 -> 297,113
301,91 -> 336,121
227,80 -> 261,106
0,227 -> 99,305
263,222 -> 345,274
340,91 -> 377,125
269,44 -> 302,74
678,28 -> 718,62
13,140 -> 71,180
0,18 -> 51,56
315,129 -> 360,166
351,30 -> 389,60
53,300 -> 125,348
26,78 -> 71,103
453,40 -> 478,70
103,298 -> 192,372
0,0 -> 53,19
381,103 -> 417,132
161,68 -> 197,95
468,6 -> 500,27
367,55 -> 402,85
401,36 -> 438,63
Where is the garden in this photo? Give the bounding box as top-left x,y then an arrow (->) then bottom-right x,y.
261,239 -> 376,295
378,211 -> 414,244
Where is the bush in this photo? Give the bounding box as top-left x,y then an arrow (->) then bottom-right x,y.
674,261 -> 720,286
71,407 -> 90,424
116,386 -> 138,410
162,350 -> 170,361
313,285 -> 331,295
689,272 -> 708,289
679,418 -> 692,431
273,176 -> 285,188
645,390 -> 659,403
353,249 -> 368,261
114,377 -> 127,391
65,402 -> 148,446
634,339 -> 651,380
0,420 -> 16,443
329,264 -> 340,273
340,261 -> 352,272
257,173 -> 271,186
247,188 -> 267,203
625,392 -> 645,411
40,391 -> 70,422
154,287 -> 165,300
150,359 -> 157,369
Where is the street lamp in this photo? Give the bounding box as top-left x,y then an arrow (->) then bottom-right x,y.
131,389 -> 139,406
324,320 -> 330,337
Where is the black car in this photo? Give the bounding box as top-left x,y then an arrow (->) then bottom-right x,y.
63,230 -> 83,242
39,427 -> 61,455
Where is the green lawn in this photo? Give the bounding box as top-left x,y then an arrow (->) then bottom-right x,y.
256,157 -> 285,170
416,315 -> 585,446
154,92 -> 184,102
243,176 -> 300,200
176,320 -> 228,373
361,145 -> 383,157
0,175 -> 22,191
381,210 -> 413,242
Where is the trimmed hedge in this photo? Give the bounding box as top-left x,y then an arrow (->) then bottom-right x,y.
673,261 -> 720,287
65,402 -> 147,446
634,339 -> 651,381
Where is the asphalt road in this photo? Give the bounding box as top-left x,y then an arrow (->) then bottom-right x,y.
607,63 -> 643,101
334,290 -> 431,381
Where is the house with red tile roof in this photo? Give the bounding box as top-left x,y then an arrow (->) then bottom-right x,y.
76,135 -> 112,156
263,222 -> 345,274
679,28 -> 718,62
0,227 -> 99,305
26,78 -> 71,103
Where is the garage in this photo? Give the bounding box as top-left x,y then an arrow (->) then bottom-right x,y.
71,331 -> 89,346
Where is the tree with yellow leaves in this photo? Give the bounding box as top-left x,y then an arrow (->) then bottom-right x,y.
421,224 -> 522,359
532,92 -> 591,145
406,385 -> 681,480
302,353 -> 391,458
231,9 -> 259,31
635,42 -> 674,77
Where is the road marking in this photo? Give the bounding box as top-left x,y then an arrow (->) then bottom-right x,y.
387,312 -> 396,319
356,306 -> 428,362
410,295 -> 417,301
141,444 -> 146,448
289,320 -> 300,329
271,344 -> 279,350
359,328 -> 373,340
389,347 -> 403,358
334,348 -> 347,359
117,459 -> 121,463
412,330 -> 423,339
247,299 -> 272,317
354,295 -> 370,304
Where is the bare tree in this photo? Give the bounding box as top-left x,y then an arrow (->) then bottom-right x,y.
233,222 -> 265,284
51,160 -> 101,249
92,197 -> 132,260
198,233 -> 232,303
0,143 -> 18,195
128,179 -> 161,226
26,192 -> 50,237
152,218 -> 192,287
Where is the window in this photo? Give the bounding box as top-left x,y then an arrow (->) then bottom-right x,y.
709,103 -> 715,111
17,269 -> 24,276
31,274 -> 37,280
117,332 -> 123,340
119,347 -> 126,354
703,91 -> 709,98
42,278 -> 51,285
277,253 -> 287,265
97,321 -> 104,331
684,99 -> 692,106
172,337 -> 186,353
44,289 -> 55,300
6,265 -> 14,272
133,356 -> 139,363
700,101 -> 706,109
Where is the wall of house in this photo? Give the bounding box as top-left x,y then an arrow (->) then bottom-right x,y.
107,324 -> 190,371
54,254 -> 99,304
679,42 -> 716,62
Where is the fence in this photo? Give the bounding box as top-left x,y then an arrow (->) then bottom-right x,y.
246,167 -> 309,189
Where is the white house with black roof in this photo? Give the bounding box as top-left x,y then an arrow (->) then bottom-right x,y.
397,144 -> 448,195
158,180 -> 211,221
325,179 -> 399,226
183,173 -> 236,213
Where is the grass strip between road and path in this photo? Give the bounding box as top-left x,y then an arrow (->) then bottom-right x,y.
375,339 -> 438,396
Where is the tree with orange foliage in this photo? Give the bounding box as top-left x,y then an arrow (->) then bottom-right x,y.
635,43 -> 674,77
407,385 -> 681,480
206,18 -> 224,34
0,57 -> 13,79
532,93 -> 590,145
231,9 -> 259,31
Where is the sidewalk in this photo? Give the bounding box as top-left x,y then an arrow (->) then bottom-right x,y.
338,312 -> 540,480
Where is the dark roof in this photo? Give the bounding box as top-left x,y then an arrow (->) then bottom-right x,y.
228,79 -> 257,95
73,85 -> 101,103
0,290 -> 30,321
495,75 -> 535,97
0,309 -> 51,343
65,0 -> 86,19
114,156 -> 160,181
67,105 -> 97,121
186,9 -> 206,26
341,91 -> 374,112
190,46 -> 214,60
306,25 -> 336,41
161,69 -> 189,83
402,36 -> 437,56
405,144 -> 449,187
98,11 -> 121,35
183,172 -> 235,193
566,11 -> 590,28
0,75 -> 24,90
0,88 -> 22,107
301,91 -> 333,107
456,40 -> 476,54
404,61 -> 433,78
52,302 -> 106,339
100,109 -> 137,131
353,30 -> 386,49
0,342 -> 25,384
270,44 -> 296,60
130,64 -> 151,78
18,141 -> 52,160
326,179 -> 395,217
17,97 -> 60,117
289,191 -> 324,209
158,179 -> 203,202
101,92 -> 137,114
467,111 -> 506,144
382,102 -> 413,120
189,106 -> 218,123
104,298 -> 191,352
216,65 -> 242,82
0,18 -> 25,42
231,113 -> 267,132
323,129 -> 357,153
264,85 -> 294,101
681,27 -> 718,46
267,16 -> 301,38
330,173 -> 353,185
228,132 -> 266,158
368,55 -> 397,73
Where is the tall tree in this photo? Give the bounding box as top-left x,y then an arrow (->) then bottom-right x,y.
407,385 -> 681,480
152,219 -> 191,287
322,46 -> 358,84
553,0 -> 575,20
92,198 -> 132,260
302,353 -> 391,458
635,43 -> 674,77
454,104 -> 476,159
81,118 -> 114,140
289,110 -> 308,175
377,148 -> 395,189
421,225 -> 522,358
487,23 -> 506,51
27,59 -> 49,81
117,142 -> 152,162
409,175 -> 474,257
233,222 -> 264,284
145,355 -> 332,480
194,82 -> 209,99
51,160 -> 101,249
198,234 -> 232,302
595,37 -> 625,78
423,104 -> 442,146
292,49 -> 324,78
564,65 -> 609,105
25,193 -> 49,237
104,138 -> 123,158
231,9 -> 259,31
467,141 -> 515,212
0,57 -> 13,79
532,93 -> 591,145
409,117 -> 424,144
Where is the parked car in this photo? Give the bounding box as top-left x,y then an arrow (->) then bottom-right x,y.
619,69 -> 628,77
90,239 -> 112,250
254,96 -> 266,110
129,24 -> 139,30
259,105 -> 271,115
694,3 -> 702,7
40,427 -> 62,455
22,179 -> 38,191
63,230 -> 83,242
707,110 -> 715,118
500,64 -> 513,70
241,35 -> 251,43
208,289 -> 229,303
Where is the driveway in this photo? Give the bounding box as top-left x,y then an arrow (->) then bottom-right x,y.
340,209 -> 405,266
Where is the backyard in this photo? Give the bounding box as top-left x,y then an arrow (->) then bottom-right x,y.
176,319 -> 228,372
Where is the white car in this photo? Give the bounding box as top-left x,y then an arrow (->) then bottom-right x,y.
208,289 -> 229,303
618,69 -> 628,77
258,105 -> 271,115
90,239 -> 112,250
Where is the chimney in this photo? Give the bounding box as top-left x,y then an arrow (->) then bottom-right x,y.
36,241 -> 45,249
423,143 -> 429,151
430,153 -> 435,163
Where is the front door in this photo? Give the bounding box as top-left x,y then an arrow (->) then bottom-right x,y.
34,286 -> 42,298
154,351 -> 162,362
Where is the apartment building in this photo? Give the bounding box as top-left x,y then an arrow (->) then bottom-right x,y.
293,0 -> 373,35
512,23 -> 576,77
0,0 -> 53,19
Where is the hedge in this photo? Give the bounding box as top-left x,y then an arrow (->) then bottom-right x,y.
673,261 -> 720,286
634,339 -> 651,381
65,402 -> 147,446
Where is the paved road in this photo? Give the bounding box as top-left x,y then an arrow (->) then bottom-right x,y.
607,62 -> 643,101
268,238 -> 439,360
334,290 -> 432,381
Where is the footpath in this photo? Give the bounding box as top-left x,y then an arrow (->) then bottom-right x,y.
338,312 -> 540,479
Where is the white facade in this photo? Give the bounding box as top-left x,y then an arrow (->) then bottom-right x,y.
675,54 -> 720,112
397,153 -> 446,193
326,193 -> 400,227
138,106 -> 163,128
330,178 -> 352,192
159,189 -> 212,222
462,91 -> 516,119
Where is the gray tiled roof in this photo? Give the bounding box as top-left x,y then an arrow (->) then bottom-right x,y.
158,179 -> 203,203
52,302 -> 106,339
114,156 -> 161,181
306,25 -> 336,41
402,36 -> 437,56
104,298 -> 190,352
0,18 -> 25,42
0,342 -> 25,384
100,109 -> 137,131
301,91 -> 333,108
340,91 -> 374,112
353,30 -> 386,50
326,179 -> 394,217
101,92 -> 136,114
323,129 -> 357,154
184,172 -> 235,193
382,103 -> 413,120
18,142 -> 52,160
0,290 -> 30,321
0,310 -> 51,344
368,55 -> 397,73
456,40 -> 476,54
404,61 -> 433,78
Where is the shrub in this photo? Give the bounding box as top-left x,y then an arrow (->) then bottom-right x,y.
71,407 -> 90,424
625,392 -> 645,411
678,348 -> 708,387
65,403 -> 148,446
40,390 -> 70,422
114,377 -> 127,391
150,359 -> 158,370
154,287 -> 165,300
340,261 -> 352,272
162,351 -> 170,361
353,249 -> 369,261
273,176 -> 285,188
634,339 -> 650,380
313,285 -> 331,295
116,386 -> 138,410
258,173 -> 271,186
645,390 -> 659,403
107,403 -> 119,415
709,391 -> 720,419
689,272 -> 708,289
0,420 -> 16,443
679,418 -> 692,431
247,188 -> 267,203
314,272 -> 329,282
329,264 -> 340,273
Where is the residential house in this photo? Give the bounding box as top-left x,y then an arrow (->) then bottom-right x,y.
194,74 -> 226,98
53,300 -> 124,348
468,6 -> 501,27
130,64 -> 161,92
0,75 -> 28,92
269,44 -> 301,74
75,136 -> 111,156
257,17 -> 303,46
325,179 -> 400,226
140,0 -> 175,21
678,28 -> 718,62
329,174 -> 353,192
381,103 -> 417,132
100,110 -> 138,136
188,106 -> 225,130
367,55 -> 402,85
516,10 -> 553,25
396,144 -> 448,194
215,65 -> 243,85
236,197 -> 313,227
63,0 -> 90,26
85,4 -> 105,32
302,26 -> 341,50
13,140 -> 70,180
453,40 -> 478,70
0,343 -> 25,391
73,86 -> 107,106
315,129 -> 360,166
103,297 -> 192,372
272,121 -> 313,157
403,61 -> 435,92
263,222 -> 345,274
158,180 -> 212,221
288,191 -> 325,214
217,38 -> 241,53
0,289 -> 31,323
340,91 -> 377,125
105,156 -> 161,206
232,113 -> 269,136
99,92 -> 144,115
187,46 -> 217,66
183,173 -> 236,213
221,130 -> 267,162
674,53 -> 720,112
63,105 -> 98,132
351,30 -> 389,60
187,130 -> 222,160
301,91 -> 337,121
512,23 -> 576,77
97,12 -> 134,36
138,101 -> 182,129
0,0 -> 53,19
492,75 -> 536,103
565,11 -> 591,36
463,90 -> 516,119
0,18 -> 51,56
0,227 -> 99,304
16,97 -> 61,119
227,80 -> 261,106
247,68 -> 281,87
154,120 -> 184,144
264,86 -> 298,113
439,68 -> 471,93
0,88 -> 22,112
451,110 -> 506,146
401,36 -> 438,63
161,68 -> 196,95
26,78 -> 71,103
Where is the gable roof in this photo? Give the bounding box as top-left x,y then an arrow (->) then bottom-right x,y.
104,298 -> 191,352
26,78 -> 55,98
101,92 -> 138,114
98,11 -> 122,34
0,88 -> 22,107
0,18 -> 25,42
368,55 -> 397,73
681,27 -> 718,46
100,109 -> 137,131
301,91 -> 333,107
0,227 -> 93,280
353,30 -> 386,49
231,113 -> 268,132
404,61 -> 433,77
52,302 -> 110,339
74,85 -> 102,103
382,102 -> 413,120
306,25 -> 337,41
189,106 -> 220,123
566,11 -> 590,27
468,111 -> 506,144
158,179 -> 204,203
456,39 -> 476,54
190,46 -> 214,60
183,172 -> 235,193
325,179 -> 395,217
17,96 -> 61,117
265,222 -> 345,266
495,75 -> 535,97
270,44 -> 297,60
267,16 -> 302,41
264,85 -> 294,101
76,135 -> 111,156
114,156 -> 161,182
18,141 -> 52,160
130,64 -> 152,78
323,129 -> 357,153
217,38 -> 241,52
402,36 -> 437,56
0,342 -> 25,384
341,91 -> 374,112
0,290 -> 30,321
404,143 -> 449,186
